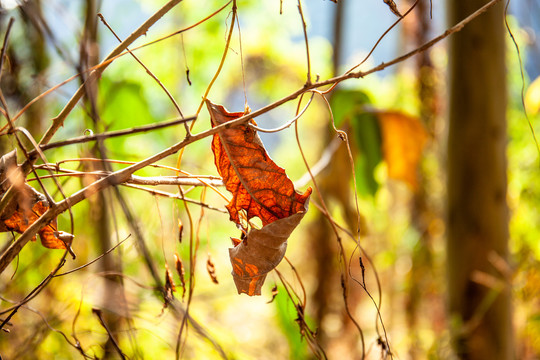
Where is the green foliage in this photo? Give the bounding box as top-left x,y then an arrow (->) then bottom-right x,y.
273,286 -> 309,359
331,89 -> 382,196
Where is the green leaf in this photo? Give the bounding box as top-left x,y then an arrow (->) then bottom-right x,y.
274,286 -> 309,359
331,90 -> 382,196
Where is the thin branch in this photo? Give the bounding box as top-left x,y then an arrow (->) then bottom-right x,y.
92,308 -> 127,360
37,115 -> 196,152
54,235 -> 131,277
194,1 -> 237,118
39,0 -> 185,146
97,13 -> 188,133
0,17 -> 15,80
122,183 -> 227,212
504,0 -> 540,157
248,93 -> 314,133
297,0 -> 311,85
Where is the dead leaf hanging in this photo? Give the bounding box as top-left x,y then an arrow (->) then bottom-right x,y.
0,150 -> 68,249
207,100 -> 311,296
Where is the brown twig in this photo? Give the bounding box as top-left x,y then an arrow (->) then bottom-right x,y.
297,0 -> 312,85
54,235 -> 131,277
122,183 -> 226,212
37,115 -> 196,152
39,0 -> 185,146
0,17 -> 15,79
97,13 -> 189,133
92,308 -> 127,360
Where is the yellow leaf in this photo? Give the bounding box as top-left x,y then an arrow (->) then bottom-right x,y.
378,112 -> 428,190
525,76 -> 540,115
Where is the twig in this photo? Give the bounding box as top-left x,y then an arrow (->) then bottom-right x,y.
39,0 -> 185,146
54,235 -> 131,277
122,183 -> 227,212
0,17 -> 15,79
504,0 -> 540,157
194,0 -> 237,118
0,0 -> 231,134
37,115 -> 196,152
227,0 -> 502,129
92,308 -> 127,360
97,13 -> 189,133
297,0 -> 311,85
248,93 -> 314,133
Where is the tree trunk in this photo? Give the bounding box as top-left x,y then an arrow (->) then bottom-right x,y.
447,1 -> 513,359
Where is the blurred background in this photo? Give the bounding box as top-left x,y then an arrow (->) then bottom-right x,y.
0,0 -> 539,359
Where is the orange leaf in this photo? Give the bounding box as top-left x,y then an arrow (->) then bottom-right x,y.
207,100 -> 311,227
378,112 -> 427,190
0,150 -> 67,249
207,100 -> 311,295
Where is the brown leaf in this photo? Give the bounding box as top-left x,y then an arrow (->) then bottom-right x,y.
173,253 -> 186,300
207,100 -> 311,296
383,0 -> 402,17
206,254 -> 219,284
163,264 -> 176,307
267,284 -> 279,304
0,150 -> 68,249
378,112 -> 427,190
177,219 -> 183,243
229,204 -> 308,295
207,100 -> 311,228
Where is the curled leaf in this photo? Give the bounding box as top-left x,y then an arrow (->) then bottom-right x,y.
383,0 -> 402,17
206,254 -> 219,284
0,150 -> 68,249
163,264 -> 176,307
267,284 -> 279,304
174,253 -> 186,300
207,100 -> 311,296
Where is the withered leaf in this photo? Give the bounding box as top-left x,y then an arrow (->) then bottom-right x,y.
206,254 -> 219,284
383,0 -> 402,17
174,253 -> 186,300
207,100 -> 311,296
0,150 -> 67,249
164,264 -> 176,305
378,112 -> 427,190
229,205 -> 308,295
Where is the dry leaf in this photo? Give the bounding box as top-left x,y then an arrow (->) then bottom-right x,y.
378,112 -> 427,190
178,219 -> 183,243
174,253 -> 186,300
208,100 -> 311,228
163,264 -> 176,307
267,284 -> 279,304
229,204 -> 308,295
207,100 -> 311,296
206,254 -> 219,284
0,150 -> 68,249
383,0 -> 402,17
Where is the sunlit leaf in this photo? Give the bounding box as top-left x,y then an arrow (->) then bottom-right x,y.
0,151 -> 67,249
378,111 -> 427,190
207,100 -> 311,295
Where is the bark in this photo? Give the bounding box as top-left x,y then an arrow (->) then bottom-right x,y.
447,0 -> 513,359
